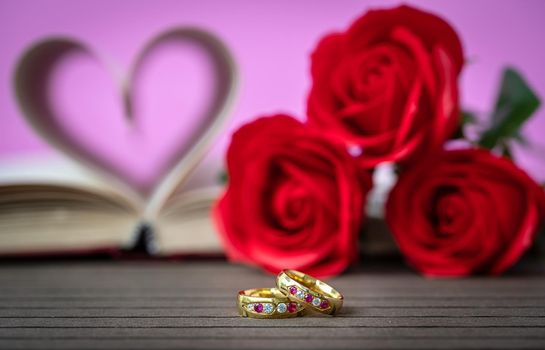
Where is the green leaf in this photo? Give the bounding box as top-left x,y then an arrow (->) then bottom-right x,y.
461,110 -> 478,125
511,131 -> 529,146
478,67 -> 540,149
451,110 -> 477,140
217,169 -> 228,185
500,142 -> 513,159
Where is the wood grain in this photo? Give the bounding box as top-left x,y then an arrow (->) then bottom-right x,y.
0,261 -> 544,349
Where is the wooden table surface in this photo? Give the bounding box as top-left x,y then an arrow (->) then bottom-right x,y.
0,261 -> 544,349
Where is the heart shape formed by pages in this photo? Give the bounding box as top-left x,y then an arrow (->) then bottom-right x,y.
14,27 -> 237,213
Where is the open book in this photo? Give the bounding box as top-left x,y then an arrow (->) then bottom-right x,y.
0,156 -> 225,256
0,27 -> 237,257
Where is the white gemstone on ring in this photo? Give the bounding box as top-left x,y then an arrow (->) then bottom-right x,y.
263,303 -> 274,314
312,297 -> 321,307
276,303 -> 287,313
296,290 -> 305,299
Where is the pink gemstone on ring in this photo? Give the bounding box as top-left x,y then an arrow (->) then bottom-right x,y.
320,300 -> 329,309
287,302 -> 297,313
304,294 -> 314,303
254,303 -> 264,313
289,286 -> 297,295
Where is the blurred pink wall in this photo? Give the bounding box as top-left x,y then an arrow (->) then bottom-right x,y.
1,0 -> 544,186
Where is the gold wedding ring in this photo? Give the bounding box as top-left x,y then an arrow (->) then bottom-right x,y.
237,288 -> 304,319
276,269 -> 343,315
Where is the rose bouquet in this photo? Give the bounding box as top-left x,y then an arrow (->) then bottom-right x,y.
214,5 -> 545,277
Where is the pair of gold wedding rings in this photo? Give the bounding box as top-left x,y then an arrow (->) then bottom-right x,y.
237,269 -> 343,319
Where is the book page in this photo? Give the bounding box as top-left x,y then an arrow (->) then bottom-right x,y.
153,185 -> 223,254
0,183 -> 140,254
0,154 -> 142,209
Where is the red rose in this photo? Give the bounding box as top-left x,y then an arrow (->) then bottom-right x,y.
307,5 -> 464,168
386,149 -> 545,276
214,115 -> 371,277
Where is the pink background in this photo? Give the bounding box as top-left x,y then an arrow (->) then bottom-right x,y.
1,0 -> 544,187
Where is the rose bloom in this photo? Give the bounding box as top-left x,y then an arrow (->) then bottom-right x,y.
214,115 -> 372,277
386,149 -> 545,276
307,5 -> 464,168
